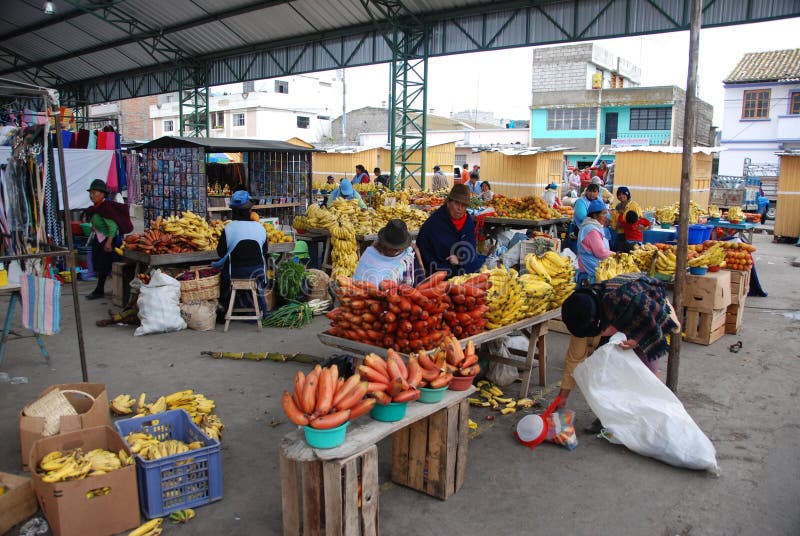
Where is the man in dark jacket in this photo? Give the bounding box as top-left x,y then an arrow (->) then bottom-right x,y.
416,184 -> 483,277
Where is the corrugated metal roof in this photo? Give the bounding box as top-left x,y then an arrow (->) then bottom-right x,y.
136,136 -> 319,152
0,0 -> 797,104
724,48 -> 800,84
613,146 -> 724,154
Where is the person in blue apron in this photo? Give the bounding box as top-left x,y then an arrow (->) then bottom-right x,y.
213,191 -> 269,317
576,199 -> 613,287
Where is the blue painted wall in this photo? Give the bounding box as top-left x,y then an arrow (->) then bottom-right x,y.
531,106 -> 673,146
530,109 -> 595,139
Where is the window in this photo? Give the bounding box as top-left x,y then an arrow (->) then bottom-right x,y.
211,111 -> 224,129
296,116 -> 310,129
742,89 -> 770,119
546,108 -> 597,130
790,92 -> 800,115
630,107 -> 672,130
233,113 -> 245,127
243,80 -> 255,93
275,80 -> 289,94
163,120 -> 174,132
317,115 -> 330,121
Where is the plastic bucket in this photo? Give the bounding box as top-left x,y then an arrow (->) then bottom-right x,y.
679,224 -> 713,245
448,374 -> 477,391
370,401 -> 407,422
303,421 -> 349,449
418,386 -> 447,404
689,266 -> 708,275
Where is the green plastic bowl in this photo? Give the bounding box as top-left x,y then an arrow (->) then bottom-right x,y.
418,386 -> 447,404
659,223 -> 672,229
303,421 -> 349,449
370,401 -> 407,422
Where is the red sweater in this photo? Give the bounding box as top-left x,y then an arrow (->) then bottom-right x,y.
620,216 -> 651,242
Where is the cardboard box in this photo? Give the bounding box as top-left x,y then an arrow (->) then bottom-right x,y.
20,383 -> 111,469
29,426 -> 141,536
729,269 -> 750,306
0,472 -> 38,535
685,271 -> 732,313
683,307 -> 727,345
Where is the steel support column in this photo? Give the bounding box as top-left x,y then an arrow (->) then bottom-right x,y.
179,66 -> 209,138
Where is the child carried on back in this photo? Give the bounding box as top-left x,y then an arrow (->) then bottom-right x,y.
620,210 -> 651,245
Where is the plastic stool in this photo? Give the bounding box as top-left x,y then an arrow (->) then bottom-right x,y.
224,279 -> 262,332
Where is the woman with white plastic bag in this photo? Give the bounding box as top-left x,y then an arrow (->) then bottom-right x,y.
557,273 -> 679,433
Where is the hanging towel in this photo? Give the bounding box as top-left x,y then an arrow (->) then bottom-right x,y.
61,130 -> 73,149
97,131 -> 115,150
88,130 -> 97,149
76,129 -> 90,148
106,152 -> 119,192
19,274 -> 61,335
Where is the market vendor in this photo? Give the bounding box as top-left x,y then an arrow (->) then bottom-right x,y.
329,178 -> 367,208
479,181 -> 494,202
542,182 -> 561,209
576,199 -> 613,286
557,273 -> 679,432
416,184 -> 483,277
212,190 -> 269,315
83,179 -> 133,300
611,186 -> 641,240
353,219 -> 424,287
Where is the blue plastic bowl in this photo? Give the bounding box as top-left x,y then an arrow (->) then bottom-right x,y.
370,401 -> 408,422
689,266 -> 708,275
303,421 -> 349,449
418,386 -> 447,404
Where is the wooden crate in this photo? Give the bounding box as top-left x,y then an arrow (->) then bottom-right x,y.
683,307 -> 727,345
729,269 -> 750,306
725,303 -> 744,335
111,261 -> 136,307
279,445 -> 379,536
391,398 -> 469,500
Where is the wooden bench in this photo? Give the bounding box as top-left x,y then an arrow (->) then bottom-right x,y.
279,388 -> 474,535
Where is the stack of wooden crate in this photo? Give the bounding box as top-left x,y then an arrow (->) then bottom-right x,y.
683,270 -> 732,345
725,269 -> 750,335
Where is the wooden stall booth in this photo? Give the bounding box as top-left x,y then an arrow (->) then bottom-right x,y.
479,147 -> 565,198
773,152 -> 800,241
612,146 -> 719,209
136,136 -> 316,225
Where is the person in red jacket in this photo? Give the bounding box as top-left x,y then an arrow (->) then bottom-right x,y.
619,210 -> 651,244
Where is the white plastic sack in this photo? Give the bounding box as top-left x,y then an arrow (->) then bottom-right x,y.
573,333 -> 719,473
485,336 -> 519,386
134,270 -> 187,336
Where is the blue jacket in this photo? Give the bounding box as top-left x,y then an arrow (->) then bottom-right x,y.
416,205 -> 482,277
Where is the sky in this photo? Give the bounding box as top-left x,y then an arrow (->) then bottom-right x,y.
337,18 -> 799,130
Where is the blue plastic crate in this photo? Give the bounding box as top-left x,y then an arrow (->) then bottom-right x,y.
114,409 -> 222,518
676,224 -> 713,245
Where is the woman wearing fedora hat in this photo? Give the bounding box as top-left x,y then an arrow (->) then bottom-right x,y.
416,184 -> 483,277
353,219 -> 423,287
83,179 -> 133,300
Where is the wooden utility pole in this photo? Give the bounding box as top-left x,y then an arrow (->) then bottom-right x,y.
667,0 -> 702,393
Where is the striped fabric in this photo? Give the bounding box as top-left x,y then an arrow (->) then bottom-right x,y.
19,274 -> 61,335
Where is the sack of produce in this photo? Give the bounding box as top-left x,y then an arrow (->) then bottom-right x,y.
135,270 -> 187,336
180,299 -> 218,331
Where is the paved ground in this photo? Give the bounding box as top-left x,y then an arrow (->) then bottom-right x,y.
1,233 -> 798,535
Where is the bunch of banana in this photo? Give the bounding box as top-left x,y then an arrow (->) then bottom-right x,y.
707,204 -> 722,218
128,517 -> 163,536
169,509 -> 196,524
374,203 -> 429,230
524,254 -> 552,284
164,390 -> 216,424
727,206 -> 744,222
292,215 -> 309,232
688,243 -> 726,267
467,380 -> 537,415
483,266 -> 527,328
125,432 -> 204,461
656,206 -> 676,225
37,447 -> 132,482
595,253 -> 641,282
354,209 -> 378,235
303,204 -> 338,229
200,414 -> 224,440
654,248 -> 677,275
156,211 -> 216,251
517,274 -> 554,317
110,394 -> 136,415
525,251 -> 576,308
132,394 -> 167,416
330,220 -> 359,279
630,243 -> 658,271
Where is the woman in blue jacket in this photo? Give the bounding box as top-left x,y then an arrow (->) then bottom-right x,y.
416,184 -> 483,277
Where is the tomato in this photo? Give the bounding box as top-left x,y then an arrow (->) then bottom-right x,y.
400,320 -> 413,332
383,311 -> 397,323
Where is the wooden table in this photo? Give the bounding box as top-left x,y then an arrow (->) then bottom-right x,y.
123,241 -> 294,271
279,387 -> 474,535
318,307 -> 561,398
711,221 -> 756,243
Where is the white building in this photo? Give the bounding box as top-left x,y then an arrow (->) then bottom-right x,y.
150,74 -> 342,142
718,48 -> 800,176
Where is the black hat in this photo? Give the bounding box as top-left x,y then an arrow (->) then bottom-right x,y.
87,179 -> 109,194
378,219 -> 412,250
561,288 -> 607,338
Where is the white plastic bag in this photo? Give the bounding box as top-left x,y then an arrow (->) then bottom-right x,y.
573,333 -> 719,473
134,270 -> 187,336
485,336 -> 519,386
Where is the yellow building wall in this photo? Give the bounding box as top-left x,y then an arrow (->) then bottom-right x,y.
480,151 -> 564,198
613,151 -> 712,210
774,155 -> 800,238
312,149 -> 379,181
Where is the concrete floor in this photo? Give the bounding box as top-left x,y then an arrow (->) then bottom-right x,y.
1,233 -> 798,535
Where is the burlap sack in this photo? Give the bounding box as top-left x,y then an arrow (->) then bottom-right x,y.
180,299 -> 218,331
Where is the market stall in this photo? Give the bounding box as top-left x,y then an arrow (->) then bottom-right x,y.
135,136 -> 316,225
479,147 -> 565,198
773,151 -> 800,241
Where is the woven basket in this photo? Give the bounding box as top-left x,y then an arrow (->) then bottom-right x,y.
306,269 -> 331,301
23,388 -> 94,436
179,266 -> 221,302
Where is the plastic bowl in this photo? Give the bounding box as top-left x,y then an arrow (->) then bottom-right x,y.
708,217 -> 720,223
659,223 -> 672,229
303,421 -> 349,449
448,374 -> 477,391
418,386 -> 448,404
689,266 -> 708,275
708,265 -> 721,272
370,401 -> 407,422
728,219 -> 742,225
